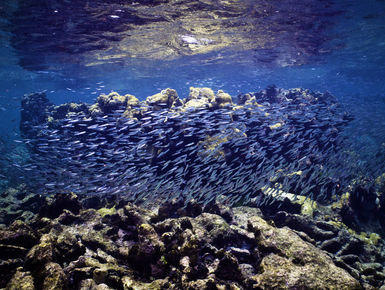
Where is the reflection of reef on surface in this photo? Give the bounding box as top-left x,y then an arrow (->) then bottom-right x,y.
17,86 -> 354,208
6,0 -> 342,70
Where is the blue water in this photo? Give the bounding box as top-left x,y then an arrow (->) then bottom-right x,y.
0,0 -> 385,183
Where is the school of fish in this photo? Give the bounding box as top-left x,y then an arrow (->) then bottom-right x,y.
17,85 -> 354,206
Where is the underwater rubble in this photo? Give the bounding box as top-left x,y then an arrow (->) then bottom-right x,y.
0,190 -> 385,289
18,86 -> 353,208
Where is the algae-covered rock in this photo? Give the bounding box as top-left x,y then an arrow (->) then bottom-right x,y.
203,201 -> 234,223
188,87 -> 215,101
213,90 -> 233,108
57,209 -> 81,225
0,220 -> 39,249
93,268 -> 108,284
6,268 -> 35,290
184,87 -> 215,109
81,230 -> 119,256
375,173 -> 385,213
183,98 -> 209,109
97,206 -> 117,218
123,203 -> 153,226
97,92 -> 140,114
146,88 -> 182,109
0,259 -> 24,288
0,187 -> 375,289
89,103 -> 103,117
78,279 -> 97,289
156,198 -> 185,221
55,230 -> 86,263
79,279 -> 112,290
272,211 -> 337,242
214,251 -> 242,281
121,276 -> 170,290
193,213 -> 233,247
39,192 -> 81,219
25,234 -> 55,272
128,223 -> 165,273
248,215 -> 361,289
41,262 -> 67,290
232,206 -> 263,229
50,103 -> 89,121
237,93 -> 255,105
98,91 -> 126,109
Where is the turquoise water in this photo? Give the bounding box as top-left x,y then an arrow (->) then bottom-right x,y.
0,0 -> 384,190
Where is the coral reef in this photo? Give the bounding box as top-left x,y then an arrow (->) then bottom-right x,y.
18,86 -> 353,208
1,191 -> 379,289
6,86 -> 385,289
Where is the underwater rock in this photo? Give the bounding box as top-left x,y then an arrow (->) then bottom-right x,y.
11,82 -> 385,288
39,193 -> 81,219
98,92 -> 125,110
128,223 -> 165,274
0,259 -> 24,288
123,203 -> 154,226
0,220 -> 39,249
272,211 -> 337,241
89,91 -> 141,119
342,178 -> 385,236
247,215 -> 362,289
40,262 -> 67,290
254,253 -> 361,289
50,103 -> 89,122
156,198 -> 185,221
57,209 -> 80,225
214,251 -> 242,281
213,90 -> 233,108
55,231 -> 86,264
155,198 -> 203,222
188,87 -> 215,101
81,196 -> 105,209
24,234 -> 55,273
0,189 -> 375,288
203,201 -> 234,223
146,88 -> 183,109
266,198 -> 385,288
193,213 -> 235,248
78,279 -> 97,289
121,276 -> 170,290
6,268 -> 35,290
232,206 -> 264,229
320,237 -> 343,253
81,229 -> 119,257
97,92 -> 140,115
184,87 -> 215,109
0,187 -> 45,226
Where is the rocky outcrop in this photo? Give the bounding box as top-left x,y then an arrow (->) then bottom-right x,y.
0,193 -> 370,289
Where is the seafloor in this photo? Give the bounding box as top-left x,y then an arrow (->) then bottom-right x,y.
0,86 -> 385,289
0,186 -> 384,289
